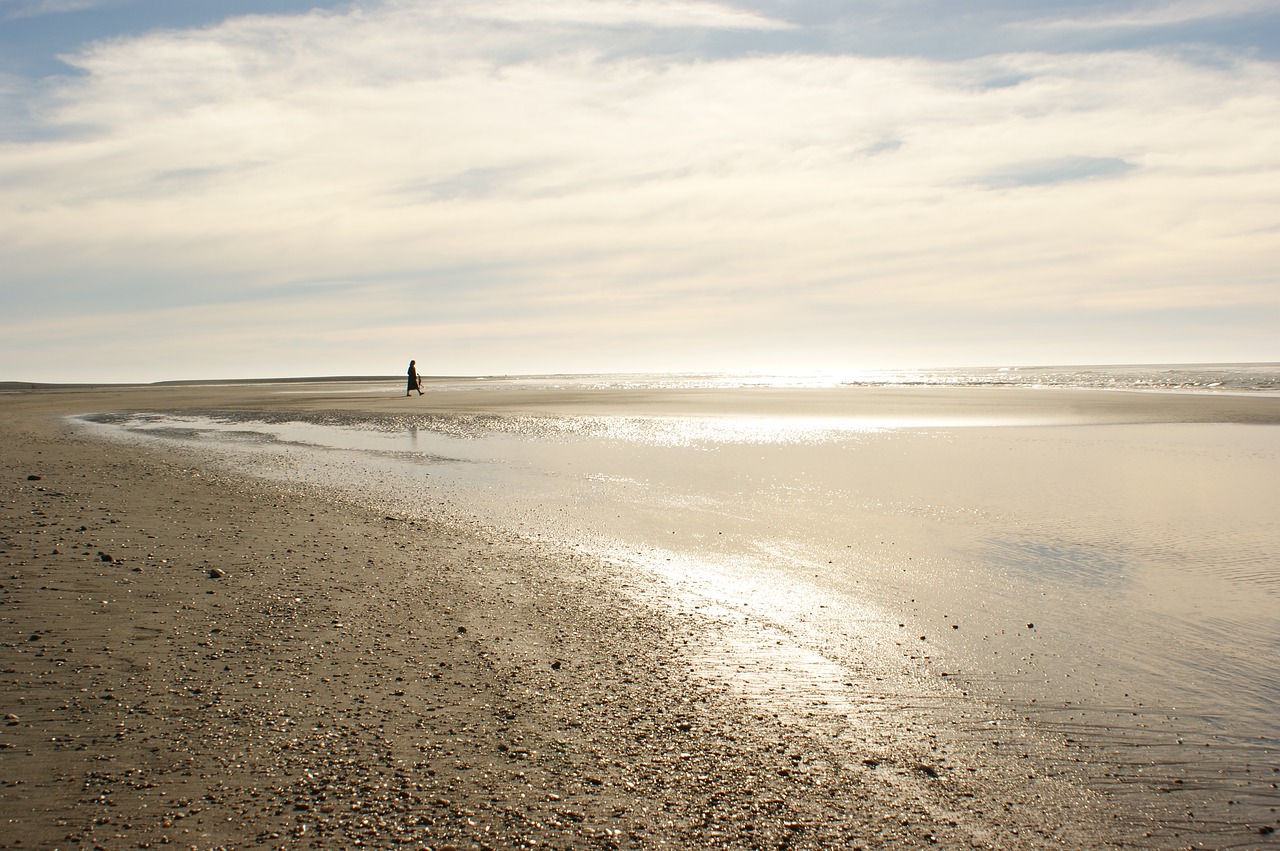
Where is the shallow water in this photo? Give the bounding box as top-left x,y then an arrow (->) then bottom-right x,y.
79,377 -> 1280,822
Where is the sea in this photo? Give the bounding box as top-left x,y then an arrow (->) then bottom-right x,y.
433,362 -> 1280,393
79,363 -> 1280,833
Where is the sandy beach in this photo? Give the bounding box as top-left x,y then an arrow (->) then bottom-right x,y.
3,382 -> 1279,849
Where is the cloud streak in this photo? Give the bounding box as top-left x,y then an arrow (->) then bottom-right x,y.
0,0 -> 107,21
440,0 -> 795,30
1,0 -> 1278,379
1019,0 -> 1278,31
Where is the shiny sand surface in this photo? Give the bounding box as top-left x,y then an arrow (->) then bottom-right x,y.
4,381 -> 1280,848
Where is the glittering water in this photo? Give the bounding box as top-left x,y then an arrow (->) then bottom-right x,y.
419,362 -> 1280,393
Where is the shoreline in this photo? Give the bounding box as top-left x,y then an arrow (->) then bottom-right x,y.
4,387 -> 1277,848
12,377 -> 1280,425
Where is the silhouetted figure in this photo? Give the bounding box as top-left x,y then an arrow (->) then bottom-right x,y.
407,359 -> 423,396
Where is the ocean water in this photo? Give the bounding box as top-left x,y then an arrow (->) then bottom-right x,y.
408,362 -> 1280,393
80,364 -> 1280,823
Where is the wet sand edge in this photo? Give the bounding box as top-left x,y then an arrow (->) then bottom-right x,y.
0,387 -> 1239,848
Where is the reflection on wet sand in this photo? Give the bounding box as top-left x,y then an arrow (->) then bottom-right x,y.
77,380 -> 1280,840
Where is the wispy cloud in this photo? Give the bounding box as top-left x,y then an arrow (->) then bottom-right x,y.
1021,0 -> 1277,32
0,0 -> 108,21
440,0 -> 796,30
1,0 -> 1278,379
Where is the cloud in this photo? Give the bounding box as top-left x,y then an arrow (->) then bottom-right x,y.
438,0 -> 796,31
1021,0 -> 1277,32
1,0 -> 1279,379
0,0 -> 107,21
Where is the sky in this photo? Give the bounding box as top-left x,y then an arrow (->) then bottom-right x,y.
1,0 -> 1278,382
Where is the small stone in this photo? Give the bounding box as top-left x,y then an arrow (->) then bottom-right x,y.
208,568 -> 226,579
98,552 -> 114,563
27,475 -> 41,481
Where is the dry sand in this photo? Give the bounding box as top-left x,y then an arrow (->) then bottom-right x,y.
3,384 -> 1277,849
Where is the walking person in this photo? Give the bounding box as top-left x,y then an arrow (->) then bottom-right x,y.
407,359 -> 423,397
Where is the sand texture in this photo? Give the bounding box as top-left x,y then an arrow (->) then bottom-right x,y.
3,384 -> 1278,849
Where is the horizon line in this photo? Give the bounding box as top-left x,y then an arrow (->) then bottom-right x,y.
3,361 -> 1279,390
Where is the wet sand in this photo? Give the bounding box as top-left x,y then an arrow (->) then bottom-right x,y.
3,382 -> 1279,849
